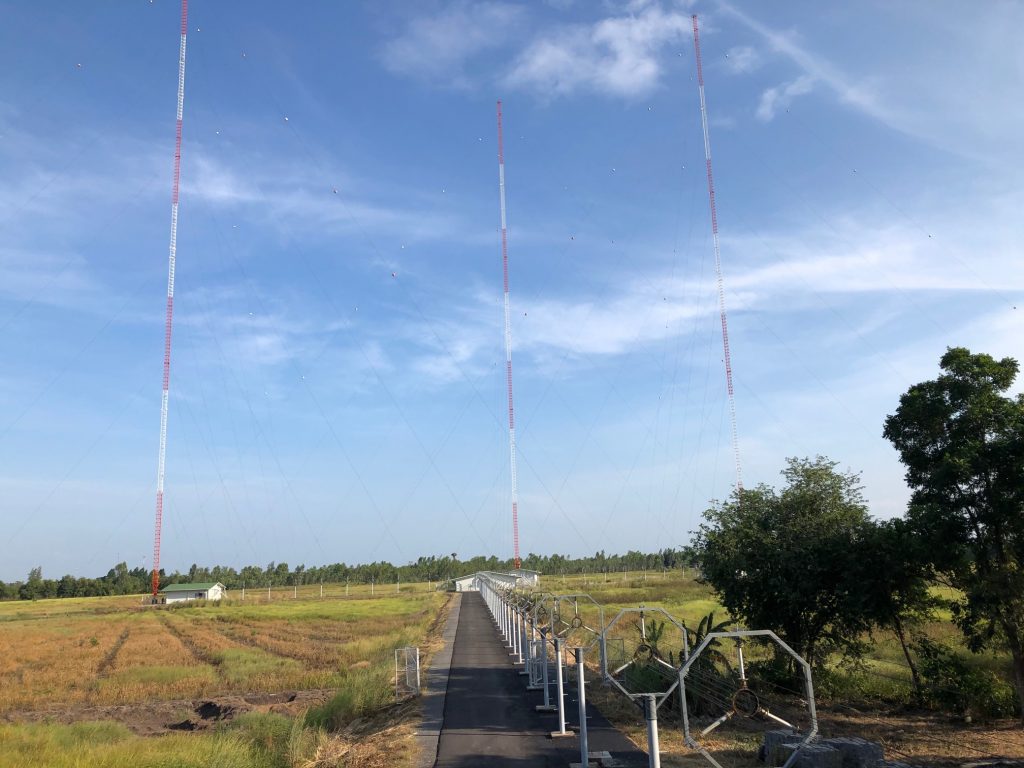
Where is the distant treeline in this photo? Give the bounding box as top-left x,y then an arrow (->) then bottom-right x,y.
0,548 -> 693,601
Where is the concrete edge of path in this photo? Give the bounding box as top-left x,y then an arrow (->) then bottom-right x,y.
413,592 -> 463,768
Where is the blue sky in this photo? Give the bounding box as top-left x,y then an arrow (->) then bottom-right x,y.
1,1 -> 1021,581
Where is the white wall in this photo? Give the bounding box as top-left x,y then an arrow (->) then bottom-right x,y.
163,584 -> 224,603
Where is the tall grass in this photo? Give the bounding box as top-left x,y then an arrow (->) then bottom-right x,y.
0,721 -> 275,768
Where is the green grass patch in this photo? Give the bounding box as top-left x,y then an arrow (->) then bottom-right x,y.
107,664 -> 216,686
215,648 -> 301,686
306,665 -> 392,730
0,721 -> 274,768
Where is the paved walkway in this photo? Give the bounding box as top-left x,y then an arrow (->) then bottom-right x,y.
432,592 -> 647,768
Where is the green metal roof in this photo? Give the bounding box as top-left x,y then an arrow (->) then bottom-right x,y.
159,582 -> 223,593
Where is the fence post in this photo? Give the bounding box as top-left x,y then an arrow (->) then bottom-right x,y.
515,608 -> 525,664
644,694 -> 661,768
550,638 -> 571,738
599,633 -> 609,680
575,647 -> 589,765
536,629 -> 556,710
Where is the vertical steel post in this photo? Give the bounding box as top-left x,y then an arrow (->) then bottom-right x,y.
645,694 -> 661,768
538,629 -> 554,709
554,638 -> 567,735
599,634 -> 608,679
575,647 -> 589,766
509,605 -> 517,653
516,608 -> 524,661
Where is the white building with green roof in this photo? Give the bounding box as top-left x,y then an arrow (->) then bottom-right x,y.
159,581 -> 225,604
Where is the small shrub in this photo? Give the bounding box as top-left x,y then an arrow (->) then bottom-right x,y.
305,665 -> 390,730
914,636 -> 1018,719
227,712 -> 291,765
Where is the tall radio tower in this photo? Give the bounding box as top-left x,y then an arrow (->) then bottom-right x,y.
151,0 -> 189,596
693,14 -> 742,492
496,100 -> 521,569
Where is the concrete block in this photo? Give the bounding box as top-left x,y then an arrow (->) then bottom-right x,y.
818,737 -> 884,768
775,742 -> 843,768
762,730 -> 803,764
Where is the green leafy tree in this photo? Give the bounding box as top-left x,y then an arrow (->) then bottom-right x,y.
693,456 -> 875,668
884,347 -> 1024,717
848,518 -> 936,704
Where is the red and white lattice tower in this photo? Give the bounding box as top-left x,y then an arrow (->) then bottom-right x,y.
496,101 -> 521,569
151,0 -> 189,596
692,15 -> 743,492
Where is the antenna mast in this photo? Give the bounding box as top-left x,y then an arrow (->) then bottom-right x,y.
496,100 -> 521,569
152,0 -> 189,597
692,14 -> 742,492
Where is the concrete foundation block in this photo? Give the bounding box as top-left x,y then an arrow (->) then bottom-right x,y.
775,742 -> 843,768
762,730 -> 804,764
817,737 -> 884,768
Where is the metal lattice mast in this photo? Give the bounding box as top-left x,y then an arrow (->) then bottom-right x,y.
496,100 -> 521,569
692,15 -> 742,492
152,0 -> 189,597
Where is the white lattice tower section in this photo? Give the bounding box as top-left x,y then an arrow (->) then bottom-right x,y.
496,100 -> 521,569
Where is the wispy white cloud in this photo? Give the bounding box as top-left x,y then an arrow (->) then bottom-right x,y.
504,1 -> 690,99
428,188 -> 1024,365
755,74 -> 814,121
724,45 -> 760,74
0,248 -> 98,311
379,1 -> 526,88
185,151 -> 471,244
717,1 -> 891,125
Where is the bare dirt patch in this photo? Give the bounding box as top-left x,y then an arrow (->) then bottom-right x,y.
95,627 -> 131,676
1,689 -> 336,736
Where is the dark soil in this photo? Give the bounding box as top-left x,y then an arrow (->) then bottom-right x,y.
1,688 -> 335,736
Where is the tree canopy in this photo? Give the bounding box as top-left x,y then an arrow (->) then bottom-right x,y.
693,456 -> 877,667
884,346 -> 1024,715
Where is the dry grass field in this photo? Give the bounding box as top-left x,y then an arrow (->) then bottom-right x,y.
0,583 -> 448,767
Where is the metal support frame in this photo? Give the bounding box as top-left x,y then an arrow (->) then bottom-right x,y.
678,629 -> 817,768
599,606 -> 690,768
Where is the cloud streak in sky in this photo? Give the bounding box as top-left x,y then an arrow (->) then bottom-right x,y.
504,2 -> 690,99
756,74 -> 814,121
717,1 -> 891,126
379,1 -> 525,88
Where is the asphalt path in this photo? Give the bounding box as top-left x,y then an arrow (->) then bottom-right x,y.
434,591 -> 647,767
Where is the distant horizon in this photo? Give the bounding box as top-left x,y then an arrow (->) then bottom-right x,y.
1,546 -> 691,587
